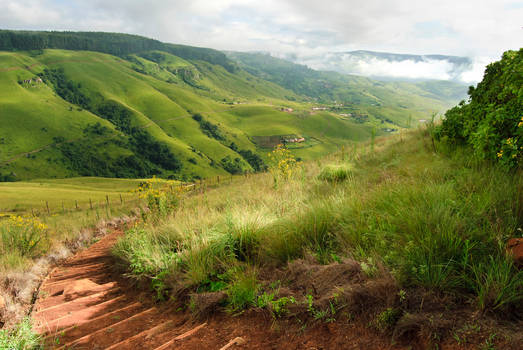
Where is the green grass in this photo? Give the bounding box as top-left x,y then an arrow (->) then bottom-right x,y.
113,128 -> 522,318
0,177 -> 146,272
0,177 -> 141,214
0,317 -> 42,349
318,163 -> 353,182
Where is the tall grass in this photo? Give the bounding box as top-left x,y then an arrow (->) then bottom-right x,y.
113,129 -> 523,315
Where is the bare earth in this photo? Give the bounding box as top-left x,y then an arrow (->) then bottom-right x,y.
33,229 -> 474,349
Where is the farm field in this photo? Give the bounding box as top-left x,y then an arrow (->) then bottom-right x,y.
0,177 -> 142,214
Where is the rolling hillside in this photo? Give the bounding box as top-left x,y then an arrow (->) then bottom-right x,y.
0,31 -> 465,181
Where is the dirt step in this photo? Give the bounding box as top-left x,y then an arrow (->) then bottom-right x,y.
34,289 -> 121,321
153,323 -> 209,350
43,302 -> 145,347
57,307 -> 162,349
42,272 -> 113,292
47,262 -> 109,277
44,270 -> 113,284
36,282 -> 118,310
35,295 -> 134,334
103,319 -> 180,350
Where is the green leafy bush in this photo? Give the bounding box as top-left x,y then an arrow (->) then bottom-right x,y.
436,49 -> 523,169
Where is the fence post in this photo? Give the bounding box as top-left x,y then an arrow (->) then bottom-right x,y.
46,201 -> 50,215
120,194 -> 123,204
75,200 -> 79,210
217,175 -> 220,184
106,195 -> 110,208
89,198 -> 93,210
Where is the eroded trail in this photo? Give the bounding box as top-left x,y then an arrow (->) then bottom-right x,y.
32,228 -> 407,349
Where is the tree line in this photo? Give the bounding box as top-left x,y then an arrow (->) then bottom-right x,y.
0,30 -> 237,73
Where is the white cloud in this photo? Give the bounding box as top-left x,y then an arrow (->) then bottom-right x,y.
0,0 -> 520,81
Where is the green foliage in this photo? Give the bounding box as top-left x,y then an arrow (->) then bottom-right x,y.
227,51 -> 465,112
96,100 -> 133,133
226,269 -> 260,311
112,227 -> 181,281
238,149 -> 267,172
40,67 -> 91,109
0,317 -> 42,350
270,296 -> 296,318
1,216 -> 49,270
318,164 -> 353,182
436,49 -> 523,169
374,308 -> 402,332
256,291 -> 276,308
0,30 -> 237,72
192,114 -> 224,141
220,156 -> 244,175
470,256 -> 523,312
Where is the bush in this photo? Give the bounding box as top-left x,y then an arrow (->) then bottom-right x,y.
0,216 -> 49,260
192,114 -> 224,140
436,49 -> 523,169
318,164 -> 353,182
220,156 -> 244,174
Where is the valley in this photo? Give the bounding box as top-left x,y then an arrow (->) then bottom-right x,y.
0,29 -> 520,350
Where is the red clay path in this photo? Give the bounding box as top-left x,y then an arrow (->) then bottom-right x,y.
32,229 -> 412,349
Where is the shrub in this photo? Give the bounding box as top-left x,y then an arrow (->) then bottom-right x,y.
267,144 -> 299,186
135,177 -> 185,219
0,216 -> 49,259
436,49 -> 523,169
318,164 -> 353,182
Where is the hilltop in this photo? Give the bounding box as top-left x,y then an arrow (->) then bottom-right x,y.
0,30 -> 465,182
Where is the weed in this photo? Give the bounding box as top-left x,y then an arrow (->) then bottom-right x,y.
374,308 -> 402,332
271,296 -> 296,318
481,333 -> 497,350
0,318 -> 42,349
226,269 -> 259,311
257,292 -> 275,309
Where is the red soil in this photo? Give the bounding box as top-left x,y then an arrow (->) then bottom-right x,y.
32,229 -> 475,349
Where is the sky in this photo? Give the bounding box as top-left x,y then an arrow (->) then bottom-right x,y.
1,0 -> 521,82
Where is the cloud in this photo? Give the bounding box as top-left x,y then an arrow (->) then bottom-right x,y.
0,0 -> 520,82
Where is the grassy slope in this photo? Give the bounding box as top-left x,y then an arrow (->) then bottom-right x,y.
0,52 -> 123,162
113,128 -> 522,347
226,51 -> 467,126
0,49 -> 379,181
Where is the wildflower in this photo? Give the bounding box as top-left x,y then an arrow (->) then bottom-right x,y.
497,150 -> 503,158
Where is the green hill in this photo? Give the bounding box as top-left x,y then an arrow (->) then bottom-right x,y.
227,51 -> 467,122
0,31 -> 465,182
